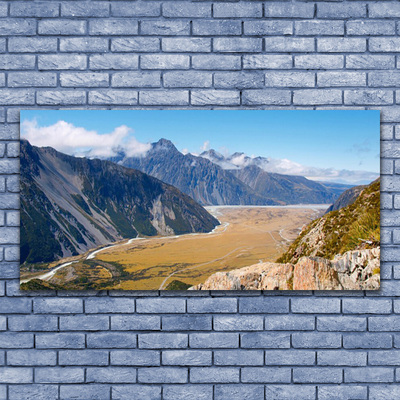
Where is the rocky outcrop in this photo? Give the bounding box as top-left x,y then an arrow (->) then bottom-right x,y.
190,247 -> 380,291
325,184 -> 366,213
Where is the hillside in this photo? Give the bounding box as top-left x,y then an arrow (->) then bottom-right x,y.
21,140 -> 219,265
277,178 -> 380,264
325,184 -> 366,213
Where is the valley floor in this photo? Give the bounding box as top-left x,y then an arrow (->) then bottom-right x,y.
21,206 -> 327,291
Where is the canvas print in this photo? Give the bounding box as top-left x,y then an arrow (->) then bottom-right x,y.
20,110 -> 380,291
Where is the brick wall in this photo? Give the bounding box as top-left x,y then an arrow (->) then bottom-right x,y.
0,1 -> 399,399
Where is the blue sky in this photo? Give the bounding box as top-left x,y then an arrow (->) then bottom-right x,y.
21,110 -> 380,184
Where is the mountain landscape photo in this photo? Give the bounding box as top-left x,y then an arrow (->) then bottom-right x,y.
20,110 -> 380,291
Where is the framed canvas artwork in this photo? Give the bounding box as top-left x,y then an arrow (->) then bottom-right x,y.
20,110 -> 380,291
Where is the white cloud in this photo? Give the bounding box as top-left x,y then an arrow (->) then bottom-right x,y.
21,119 -> 151,158
201,140 -> 210,152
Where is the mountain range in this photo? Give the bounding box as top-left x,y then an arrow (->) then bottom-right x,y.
20,140 -> 219,265
111,139 -> 348,206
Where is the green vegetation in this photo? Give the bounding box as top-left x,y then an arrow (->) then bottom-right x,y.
278,179 -> 380,263
71,194 -> 92,215
165,280 -> 192,290
106,203 -> 138,238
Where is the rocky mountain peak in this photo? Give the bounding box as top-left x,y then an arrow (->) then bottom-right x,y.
153,138 -> 178,152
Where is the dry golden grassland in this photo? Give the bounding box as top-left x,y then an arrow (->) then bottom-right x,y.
93,206 -> 323,290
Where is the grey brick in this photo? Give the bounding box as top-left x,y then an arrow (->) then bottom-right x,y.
62,2 -> 110,17
295,20 -> 344,36
295,55 -> 344,69
318,38 -> 366,53
9,37 -> 57,53
241,332 -> 290,349
5,246 -> 19,261
11,2 -> 59,17
90,54 -> 138,70
317,316 -> 366,331
60,72 -> 109,88
60,385 -> 110,400
111,350 -> 159,366
244,21 -> 292,36
318,350 -> 366,366
318,385 -> 367,400
347,20 -> 395,36
162,350 -> 211,366
112,385 -> 161,400
86,367 -> 136,383
265,385 -> 316,400
8,315 -> 57,331
162,315 -> 211,331
87,332 -> 137,349
294,89 -> 342,105
345,367 -> 393,383
214,38 -> 262,53
193,20 -> 241,36
37,90 -> 86,105
266,72 -> 314,88
0,367 -> 32,383
265,2 -> 314,18
60,38 -> 108,53
193,54 -> 241,70
39,20 -> 86,35
9,385 -> 58,400
60,314 -> 109,331
163,2 -> 210,18
242,367 -> 291,383
0,19 -> 36,36
36,333 -> 85,349
85,298 -> 135,313
318,3 -> 366,19
369,3 -> 400,18
190,367 -> 239,383
33,298 -> 82,314
8,72 -> 56,88
38,55 -> 87,70
111,315 -> 160,330
141,21 -> 189,36
139,333 -> 187,349
292,333 -> 341,349
189,332 -> 238,348
243,55 -> 292,70
7,349 -> 56,366
343,299 -> 391,314
318,71 -> 366,87
163,71 -> 211,88
215,385 -> 264,400
0,297 -> 30,313
162,38 -> 211,53
346,55 -> 395,69
187,298 -> 237,313
163,385 -> 212,400
139,90 -> 188,105
370,38 -> 400,53
112,38 -> 160,53
213,3 -> 262,18
89,19 -> 138,35
141,55 -> 189,70
265,37 -> 314,52
370,386 -> 400,400
191,90 -> 239,106
369,350 -> 400,366
343,333 -> 392,349
369,316 -> 400,331
214,349 -> 263,366
138,367 -> 187,383
239,297 -> 289,313
370,71 -> 400,87
242,89 -> 291,105
214,315 -> 263,331
344,90 -> 393,105
89,89 -> 138,105
292,298 -> 341,313
35,367 -> 84,383
0,55 -> 35,70
265,315 -> 315,331
293,367 -> 342,383
265,350 -> 315,366
0,333 -> 33,348
59,350 -> 109,366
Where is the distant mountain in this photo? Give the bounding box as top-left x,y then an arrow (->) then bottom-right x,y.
20,140 -> 219,265
230,165 -> 338,205
325,184 -> 366,213
110,139 -> 278,206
